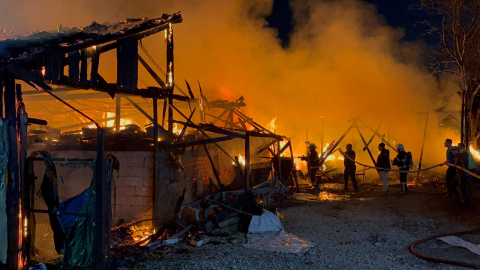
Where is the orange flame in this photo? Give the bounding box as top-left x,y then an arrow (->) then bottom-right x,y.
41,66 -> 46,77
267,117 -> 277,133
232,154 -> 246,166
469,145 -> 480,160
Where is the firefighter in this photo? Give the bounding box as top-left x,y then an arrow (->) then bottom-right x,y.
451,146 -> 471,205
343,143 -> 359,192
376,142 -> 391,194
458,143 -> 477,173
392,144 -> 412,194
444,139 -> 457,198
308,143 -> 321,194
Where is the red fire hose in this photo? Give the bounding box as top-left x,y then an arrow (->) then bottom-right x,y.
408,229 -> 480,269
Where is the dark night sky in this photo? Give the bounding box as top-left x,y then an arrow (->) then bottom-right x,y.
266,0 -> 435,47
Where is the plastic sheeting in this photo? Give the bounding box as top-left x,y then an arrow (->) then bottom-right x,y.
58,188 -> 90,233
0,119 -> 8,264
437,236 -> 480,256
243,209 -> 313,253
62,175 -> 96,269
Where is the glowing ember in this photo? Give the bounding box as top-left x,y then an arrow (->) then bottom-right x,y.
267,117 -> 277,133
41,66 -> 46,77
469,145 -> 480,160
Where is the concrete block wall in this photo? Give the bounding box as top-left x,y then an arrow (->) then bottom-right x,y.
31,147 -> 236,224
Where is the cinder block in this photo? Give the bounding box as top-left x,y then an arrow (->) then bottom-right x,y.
135,186 -> 149,197
135,205 -> 151,216
143,196 -> 153,206
117,186 -> 136,196
134,169 -> 150,178
127,156 -> 145,167
143,177 -> 154,187
119,204 -> 136,215
126,176 -> 144,187
115,176 -> 130,187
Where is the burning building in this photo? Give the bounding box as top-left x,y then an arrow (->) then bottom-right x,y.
0,12 -> 301,269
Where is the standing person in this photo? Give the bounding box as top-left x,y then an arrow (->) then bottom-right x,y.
343,143 -> 359,192
392,144 -> 412,194
376,143 -> 391,194
444,139 -> 457,198
458,143 -> 478,173
451,146 -> 471,205
308,143 -> 321,195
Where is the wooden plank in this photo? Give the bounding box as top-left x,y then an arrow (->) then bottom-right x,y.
90,51 -> 100,87
116,37 -> 138,90
203,144 -> 223,192
80,49 -> 88,84
165,135 -> 237,149
94,129 -> 106,270
354,122 -> 377,166
288,141 -> 300,192
0,74 -> 3,118
4,73 -> 19,270
138,55 -> 166,88
115,96 -> 121,132
245,134 -> 251,189
68,51 -> 80,84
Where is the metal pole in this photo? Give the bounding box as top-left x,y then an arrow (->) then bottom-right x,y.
94,128 -> 106,270
321,116 -> 324,157
115,96 -> 121,132
245,134 -> 251,189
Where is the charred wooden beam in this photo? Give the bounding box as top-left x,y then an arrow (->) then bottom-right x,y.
80,49 -> 88,84
68,51 -> 80,84
164,135 -> 239,149
172,120 -> 246,139
203,144 -> 223,192
4,73 -> 19,270
138,55 -> 166,88
117,38 -> 138,91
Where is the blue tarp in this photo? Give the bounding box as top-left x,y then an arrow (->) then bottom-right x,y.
58,188 -> 90,233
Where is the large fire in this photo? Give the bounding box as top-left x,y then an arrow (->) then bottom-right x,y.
173,123 -> 182,135
232,154 -> 246,166
469,145 -> 480,160
267,117 -> 277,133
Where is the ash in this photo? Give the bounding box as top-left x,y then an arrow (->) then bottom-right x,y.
121,183 -> 479,270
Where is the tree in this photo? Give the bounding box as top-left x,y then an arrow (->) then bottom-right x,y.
420,0 -> 480,147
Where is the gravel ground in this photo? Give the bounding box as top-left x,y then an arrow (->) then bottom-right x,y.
125,183 -> 480,270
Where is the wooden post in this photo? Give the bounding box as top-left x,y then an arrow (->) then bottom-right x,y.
166,23 -> 174,134
277,140 -> 281,183
321,116 -> 324,157
288,141 -> 300,192
245,134 -> 251,189
4,73 -> 19,270
115,96 -> 121,132
203,145 -> 223,192
354,122 -> 376,166
0,75 -> 3,118
152,97 -> 159,225
94,128 -> 106,270
17,84 -> 28,266
417,108 -> 430,176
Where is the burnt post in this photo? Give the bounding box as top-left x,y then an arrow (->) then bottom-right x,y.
117,38 -> 138,91
166,23 -> 174,134
17,84 -> 28,266
94,128 -> 106,270
153,97 -> 159,224
4,73 -> 19,270
115,96 -> 121,132
245,134 -> 251,189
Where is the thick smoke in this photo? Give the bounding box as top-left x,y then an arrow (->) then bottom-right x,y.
1,0 -> 460,168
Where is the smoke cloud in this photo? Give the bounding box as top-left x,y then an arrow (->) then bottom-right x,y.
1,0 -> 460,168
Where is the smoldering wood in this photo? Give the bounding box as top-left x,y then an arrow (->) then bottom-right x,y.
245,134 -> 251,189
164,135 -> 240,149
359,119 -> 398,153
0,14 -> 182,65
57,111 -> 142,130
178,108 -> 196,142
364,122 -> 382,151
202,144 -> 223,192
115,96 -> 121,132
288,142 -> 300,192
90,51 -> 100,87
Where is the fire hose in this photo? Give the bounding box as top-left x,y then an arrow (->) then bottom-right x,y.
334,148 -> 480,268
408,229 -> 480,269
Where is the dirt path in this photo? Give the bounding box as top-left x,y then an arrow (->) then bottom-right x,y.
128,183 -> 479,270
